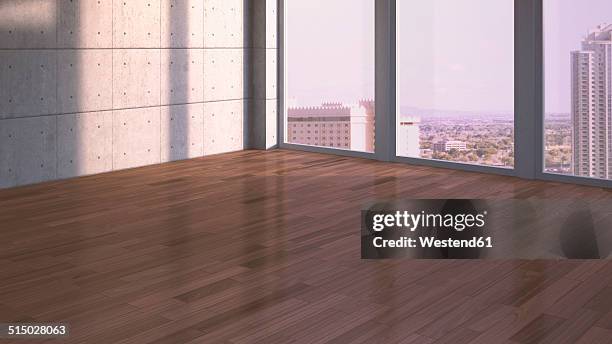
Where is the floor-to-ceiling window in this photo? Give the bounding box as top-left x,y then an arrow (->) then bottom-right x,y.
544,0 -> 612,181
396,0 -> 515,168
280,0 -> 610,188
284,0 -> 375,153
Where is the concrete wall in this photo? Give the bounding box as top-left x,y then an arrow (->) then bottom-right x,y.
0,0 -> 249,188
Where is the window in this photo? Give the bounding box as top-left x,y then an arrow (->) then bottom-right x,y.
544,0 -> 612,180
279,0 -> 610,188
397,0 -> 515,168
284,0 -> 375,153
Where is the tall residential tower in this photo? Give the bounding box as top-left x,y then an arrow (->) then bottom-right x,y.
571,24 -> 612,179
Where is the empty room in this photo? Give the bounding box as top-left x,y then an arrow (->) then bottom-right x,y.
1,0 -> 612,343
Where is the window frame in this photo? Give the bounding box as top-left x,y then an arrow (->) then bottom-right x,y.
277,0 -> 377,159
277,0 -> 612,188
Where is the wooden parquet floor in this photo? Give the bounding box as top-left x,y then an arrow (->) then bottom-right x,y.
1,149 -> 612,343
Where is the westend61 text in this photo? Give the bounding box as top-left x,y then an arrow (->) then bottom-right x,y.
373,236 -> 493,248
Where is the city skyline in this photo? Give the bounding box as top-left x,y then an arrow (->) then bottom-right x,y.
287,99 -> 515,168
285,0 -> 611,178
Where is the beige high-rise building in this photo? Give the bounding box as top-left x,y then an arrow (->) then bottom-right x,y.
287,101 -> 375,153
571,24 -> 612,179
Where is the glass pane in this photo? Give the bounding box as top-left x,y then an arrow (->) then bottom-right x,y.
545,0 -> 612,180
397,0 -> 515,168
285,0 -> 375,153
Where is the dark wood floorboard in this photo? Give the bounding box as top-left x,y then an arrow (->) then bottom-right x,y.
1,149 -> 612,344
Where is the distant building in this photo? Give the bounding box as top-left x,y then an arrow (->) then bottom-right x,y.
287,101 -> 375,152
433,140 -> 467,153
571,24 -> 612,179
396,115 -> 421,157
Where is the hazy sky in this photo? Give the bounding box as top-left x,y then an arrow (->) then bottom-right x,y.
399,0 -> 515,114
544,0 -> 612,114
287,0 -> 611,115
287,0 -> 514,113
286,0 -> 375,107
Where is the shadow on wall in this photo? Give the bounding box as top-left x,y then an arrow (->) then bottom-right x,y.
166,0 -> 192,163
0,1 -> 60,187
0,1 -> 115,187
0,0 -> 251,189
57,0 -> 85,180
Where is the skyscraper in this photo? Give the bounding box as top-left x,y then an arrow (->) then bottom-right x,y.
571,24 -> 612,179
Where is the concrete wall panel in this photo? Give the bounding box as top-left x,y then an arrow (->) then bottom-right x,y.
112,107 -> 161,170
58,0 -> 113,48
57,50 -> 113,114
161,0 -> 204,48
113,49 -> 161,109
265,0 -> 277,49
203,100 -> 243,155
0,51 -> 57,118
249,99 -> 263,149
0,0 -> 57,49
265,49 -> 277,99
161,49 -> 204,105
250,0 -> 277,49
203,0 -> 243,48
113,0 -> 161,48
249,0 -> 264,48
250,98 -> 277,149
265,98 -> 277,148
161,103 -> 204,162
57,111 -> 113,179
251,48 -> 277,100
0,116 -> 57,188
251,49 -> 264,100
203,49 -> 243,101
